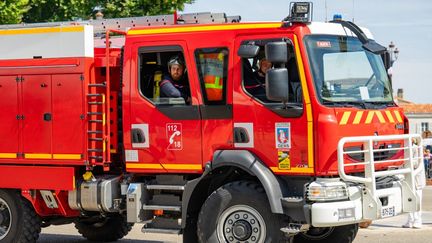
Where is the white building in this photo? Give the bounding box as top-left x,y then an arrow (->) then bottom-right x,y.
396,89 -> 432,137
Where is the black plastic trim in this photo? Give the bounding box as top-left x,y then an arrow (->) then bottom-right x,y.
157,105 -> 200,120
267,104 -> 304,117
199,105 -> 232,119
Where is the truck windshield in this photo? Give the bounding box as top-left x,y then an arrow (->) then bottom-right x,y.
304,35 -> 393,107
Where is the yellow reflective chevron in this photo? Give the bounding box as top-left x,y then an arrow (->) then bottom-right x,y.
385,110 -> 395,123
365,111 -> 375,124
338,110 -> 402,125
339,111 -> 352,125
353,111 -> 364,124
394,110 -> 403,122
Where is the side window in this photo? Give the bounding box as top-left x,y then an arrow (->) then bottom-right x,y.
241,39 -> 303,104
195,48 -> 229,104
138,46 -> 191,106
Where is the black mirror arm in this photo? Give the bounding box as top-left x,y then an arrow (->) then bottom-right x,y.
330,20 -> 387,55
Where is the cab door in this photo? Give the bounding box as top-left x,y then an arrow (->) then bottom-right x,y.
124,41 -> 203,173
233,34 -> 314,174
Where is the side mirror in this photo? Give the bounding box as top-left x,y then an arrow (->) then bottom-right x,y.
266,68 -> 289,102
381,51 -> 391,71
237,44 -> 260,58
265,42 -> 288,63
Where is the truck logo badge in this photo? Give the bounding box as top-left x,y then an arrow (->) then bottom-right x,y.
166,123 -> 182,150
275,123 -> 291,149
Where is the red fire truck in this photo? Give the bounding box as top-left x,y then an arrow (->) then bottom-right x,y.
0,2 -> 423,243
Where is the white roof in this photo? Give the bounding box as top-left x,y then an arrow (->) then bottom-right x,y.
307,22 -> 374,40
0,25 -> 94,60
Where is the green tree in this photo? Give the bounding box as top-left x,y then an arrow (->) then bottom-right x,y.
0,0 -> 30,24
99,0 -> 194,18
23,0 -> 94,23
22,0 -> 194,23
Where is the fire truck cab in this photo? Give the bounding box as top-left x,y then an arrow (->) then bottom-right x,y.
0,2 -> 424,243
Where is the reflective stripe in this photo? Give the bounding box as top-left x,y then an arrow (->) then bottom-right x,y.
23,153 -> 81,159
0,26 -> 85,35
270,166 -> 315,174
128,23 -> 281,35
126,163 -> 201,170
53,154 -> 81,160
394,110 -> 403,123
375,111 -> 386,123
294,35 -> 314,170
365,111 -> 375,124
162,164 -> 202,170
205,80 -> 223,89
385,110 -> 395,123
0,153 -> 17,159
24,154 -> 52,159
353,111 -> 364,124
339,111 -> 352,125
339,110 -> 402,125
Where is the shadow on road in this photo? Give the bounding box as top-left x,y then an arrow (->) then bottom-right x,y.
38,234 -> 166,243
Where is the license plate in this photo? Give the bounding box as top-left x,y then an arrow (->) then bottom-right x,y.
381,206 -> 395,218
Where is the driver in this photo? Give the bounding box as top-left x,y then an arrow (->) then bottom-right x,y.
160,55 -> 191,103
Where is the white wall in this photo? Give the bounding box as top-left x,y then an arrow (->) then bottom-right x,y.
406,115 -> 432,135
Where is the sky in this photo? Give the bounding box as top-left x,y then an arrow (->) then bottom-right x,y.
182,0 -> 432,103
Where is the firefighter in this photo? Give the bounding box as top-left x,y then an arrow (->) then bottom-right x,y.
244,57 -> 272,100
160,55 -> 191,103
402,138 -> 426,228
199,52 -> 225,101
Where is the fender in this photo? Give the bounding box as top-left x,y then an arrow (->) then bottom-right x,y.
211,150 -> 285,213
182,149 -> 285,224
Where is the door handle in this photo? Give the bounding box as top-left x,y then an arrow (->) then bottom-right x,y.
43,113 -> 52,121
234,127 -> 250,144
132,128 -> 145,143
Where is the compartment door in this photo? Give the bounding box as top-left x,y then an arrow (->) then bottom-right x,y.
22,75 -> 52,158
52,74 -> 84,160
0,76 -> 19,158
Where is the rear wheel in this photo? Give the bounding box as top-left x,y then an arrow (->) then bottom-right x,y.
75,215 -> 133,242
294,224 -> 359,243
0,189 -> 41,243
197,181 -> 287,243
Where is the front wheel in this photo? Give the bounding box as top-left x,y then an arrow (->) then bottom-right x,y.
294,224 -> 359,243
197,181 -> 288,243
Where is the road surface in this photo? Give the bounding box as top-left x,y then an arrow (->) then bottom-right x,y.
37,186 -> 432,243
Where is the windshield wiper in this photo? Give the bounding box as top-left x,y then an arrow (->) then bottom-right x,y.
364,101 -> 396,107
322,100 -> 368,109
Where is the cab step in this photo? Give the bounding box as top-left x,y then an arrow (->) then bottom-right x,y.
142,205 -> 181,212
142,217 -> 181,235
145,185 -> 185,191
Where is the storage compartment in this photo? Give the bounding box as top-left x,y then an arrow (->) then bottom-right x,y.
0,76 -> 19,157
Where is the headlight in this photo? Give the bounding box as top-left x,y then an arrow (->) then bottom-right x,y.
307,179 -> 349,201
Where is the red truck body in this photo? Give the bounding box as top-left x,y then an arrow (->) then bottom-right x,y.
0,7 -> 421,243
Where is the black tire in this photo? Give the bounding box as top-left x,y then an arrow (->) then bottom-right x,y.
74,215 -> 133,242
197,181 -> 288,243
0,189 -> 41,243
294,224 -> 359,243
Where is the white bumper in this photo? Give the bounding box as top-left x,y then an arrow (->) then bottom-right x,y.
311,183 -> 404,227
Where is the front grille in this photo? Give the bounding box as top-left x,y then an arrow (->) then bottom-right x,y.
344,143 -> 401,162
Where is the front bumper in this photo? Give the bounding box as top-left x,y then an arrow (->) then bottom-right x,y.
310,182 -> 405,227
307,133 -> 423,227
